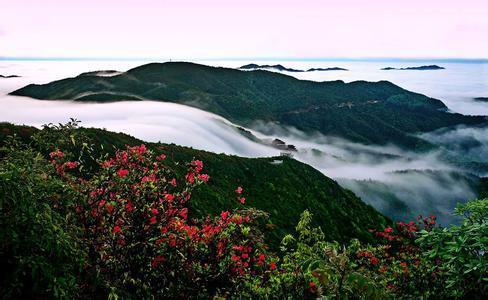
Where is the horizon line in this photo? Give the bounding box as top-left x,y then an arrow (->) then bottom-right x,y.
1,56 -> 487,63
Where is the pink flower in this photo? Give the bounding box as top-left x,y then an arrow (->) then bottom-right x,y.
239,197 -> 246,204
169,178 -> 177,186
117,168 -> 129,177
235,186 -> 243,194
165,194 -> 174,201
150,216 -> 157,225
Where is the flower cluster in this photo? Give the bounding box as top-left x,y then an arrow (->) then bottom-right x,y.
49,150 -> 79,175
66,145 -> 275,297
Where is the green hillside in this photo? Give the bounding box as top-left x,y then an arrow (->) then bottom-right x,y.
0,122 -> 389,246
11,62 -> 486,148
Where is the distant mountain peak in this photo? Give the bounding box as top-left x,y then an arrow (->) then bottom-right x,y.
381,65 -> 445,71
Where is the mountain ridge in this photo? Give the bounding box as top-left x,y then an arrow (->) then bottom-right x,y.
10,62 -> 487,148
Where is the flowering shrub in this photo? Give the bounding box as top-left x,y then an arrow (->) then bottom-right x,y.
354,215 -> 445,298
51,144 -> 276,297
1,123 -> 486,299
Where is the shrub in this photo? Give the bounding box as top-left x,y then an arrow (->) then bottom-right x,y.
417,199 -> 488,298
0,140 -> 85,298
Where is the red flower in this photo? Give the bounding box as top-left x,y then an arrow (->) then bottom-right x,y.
221,211 -> 230,220
179,208 -> 188,220
400,262 -> 408,268
150,216 -> 157,224
138,144 -> 147,154
165,194 -> 174,201
197,173 -> 210,182
384,227 -> 393,233
239,197 -> 246,204
117,168 -> 129,177
185,172 -> 195,184
151,208 -> 159,215
235,186 -> 243,194
309,281 -> 316,288
241,253 -> 249,259
192,160 -> 203,172
64,161 -> 79,169
370,256 -> 379,265
106,203 -> 114,214
112,225 -> 121,234
49,150 -> 65,159
269,262 -> 276,270
151,255 -> 165,268
125,201 -> 134,212
233,215 -> 243,224
169,178 -> 177,186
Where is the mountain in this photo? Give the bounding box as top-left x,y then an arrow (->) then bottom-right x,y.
239,64 -> 348,72
381,65 -> 445,70
0,74 -> 20,78
10,62 -> 486,148
474,97 -> 488,103
0,122 -> 389,246
307,67 -> 348,71
239,64 -> 304,72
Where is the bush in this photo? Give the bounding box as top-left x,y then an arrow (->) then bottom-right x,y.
50,143 -> 278,297
0,140 -> 85,298
417,199 -> 488,298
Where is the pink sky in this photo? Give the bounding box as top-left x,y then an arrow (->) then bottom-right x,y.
1,0 -> 487,59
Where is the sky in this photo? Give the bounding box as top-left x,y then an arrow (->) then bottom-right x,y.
1,0 -> 487,59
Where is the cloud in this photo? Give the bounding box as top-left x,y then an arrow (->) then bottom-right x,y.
1,95 -> 485,225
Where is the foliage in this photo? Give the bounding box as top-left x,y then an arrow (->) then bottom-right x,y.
279,211 -> 389,299
417,199 -> 488,298
0,138 -> 85,298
